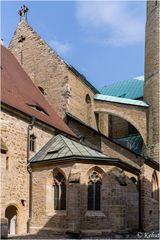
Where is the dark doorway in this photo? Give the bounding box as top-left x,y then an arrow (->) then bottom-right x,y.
5,205 -> 17,235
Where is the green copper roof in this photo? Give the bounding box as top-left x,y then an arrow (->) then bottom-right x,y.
30,134 -> 111,163
29,135 -> 140,170
94,94 -> 149,107
99,76 -> 144,100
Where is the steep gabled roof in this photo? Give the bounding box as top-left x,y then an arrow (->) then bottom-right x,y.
10,18 -> 99,94
1,45 -> 75,137
99,76 -> 144,100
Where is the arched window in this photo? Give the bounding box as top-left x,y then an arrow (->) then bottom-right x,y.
29,134 -> 36,152
152,171 -> 159,201
53,172 -> 66,210
85,94 -> 92,125
88,171 -> 102,210
86,94 -> 91,104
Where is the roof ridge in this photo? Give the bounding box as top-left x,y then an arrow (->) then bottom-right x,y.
100,75 -> 144,89
60,135 -> 75,156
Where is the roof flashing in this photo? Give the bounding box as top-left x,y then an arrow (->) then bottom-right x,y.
94,94 -> 149,107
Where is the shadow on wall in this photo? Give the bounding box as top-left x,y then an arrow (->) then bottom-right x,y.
8,167 -> 159,239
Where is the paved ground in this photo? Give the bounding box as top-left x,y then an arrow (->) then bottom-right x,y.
7,230 -> 160,240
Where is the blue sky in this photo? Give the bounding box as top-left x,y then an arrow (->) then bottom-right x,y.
1,1 -> 146,88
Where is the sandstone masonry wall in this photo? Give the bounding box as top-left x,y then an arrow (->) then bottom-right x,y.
141,165 -> 159,231
9,19 -> 68,119
30,162 -> 139,235
9,19 -> 98,130
1,110 -> 53,234
144,1 -> 160,161
67,70 -> 97,129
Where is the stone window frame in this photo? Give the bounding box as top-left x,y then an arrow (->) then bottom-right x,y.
85,94 -> 91,104
29,134 -> 36,152
46,168 -> 67,216
85,166 -> 104,212
152,170 -> 159,201
53,171 -> 66,211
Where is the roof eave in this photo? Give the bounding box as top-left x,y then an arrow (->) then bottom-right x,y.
1,102 -> 77,139
30,156 -> 141,174
94,94 -> 149,108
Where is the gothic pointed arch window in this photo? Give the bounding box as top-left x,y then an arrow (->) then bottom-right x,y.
53,172 -> 66,210
88,171 -> 102,210
152,171 -> 159,201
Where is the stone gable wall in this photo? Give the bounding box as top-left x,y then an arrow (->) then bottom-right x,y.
9,19 -> 68,119
9,19 -> 98,128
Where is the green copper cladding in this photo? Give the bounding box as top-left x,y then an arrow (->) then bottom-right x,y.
94,93 -> 149,107
29,134 -> 140,170
99,76 -> 144,100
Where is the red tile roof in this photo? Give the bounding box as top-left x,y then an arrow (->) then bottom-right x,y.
1,45 -> 76,137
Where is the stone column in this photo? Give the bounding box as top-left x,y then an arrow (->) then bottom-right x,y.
98,113 -> 109,137
66,171 -> 81,238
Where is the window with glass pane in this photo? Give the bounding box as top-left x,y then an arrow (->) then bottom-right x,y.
53,172 -> 66,210
87,171 -> 102,210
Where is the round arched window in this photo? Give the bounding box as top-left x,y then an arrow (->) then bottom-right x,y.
86,94 -> 91,104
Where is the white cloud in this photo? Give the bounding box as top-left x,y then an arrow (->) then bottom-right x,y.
49,39 -> 72,55
75,1 -> 145,46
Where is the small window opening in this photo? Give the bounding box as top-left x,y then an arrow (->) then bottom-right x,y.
48,146 -> 64,154
95,113 -> 99,131
86,94 -> 91,104
6,156 -> 9,170
30,134 -> 36,152
38,86 -> 46,95
28,104 -> 48,115
152,171 -> 159,201
130,177 -> 137,184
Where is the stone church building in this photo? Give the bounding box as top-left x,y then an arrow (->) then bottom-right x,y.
1,1 -> 159,238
